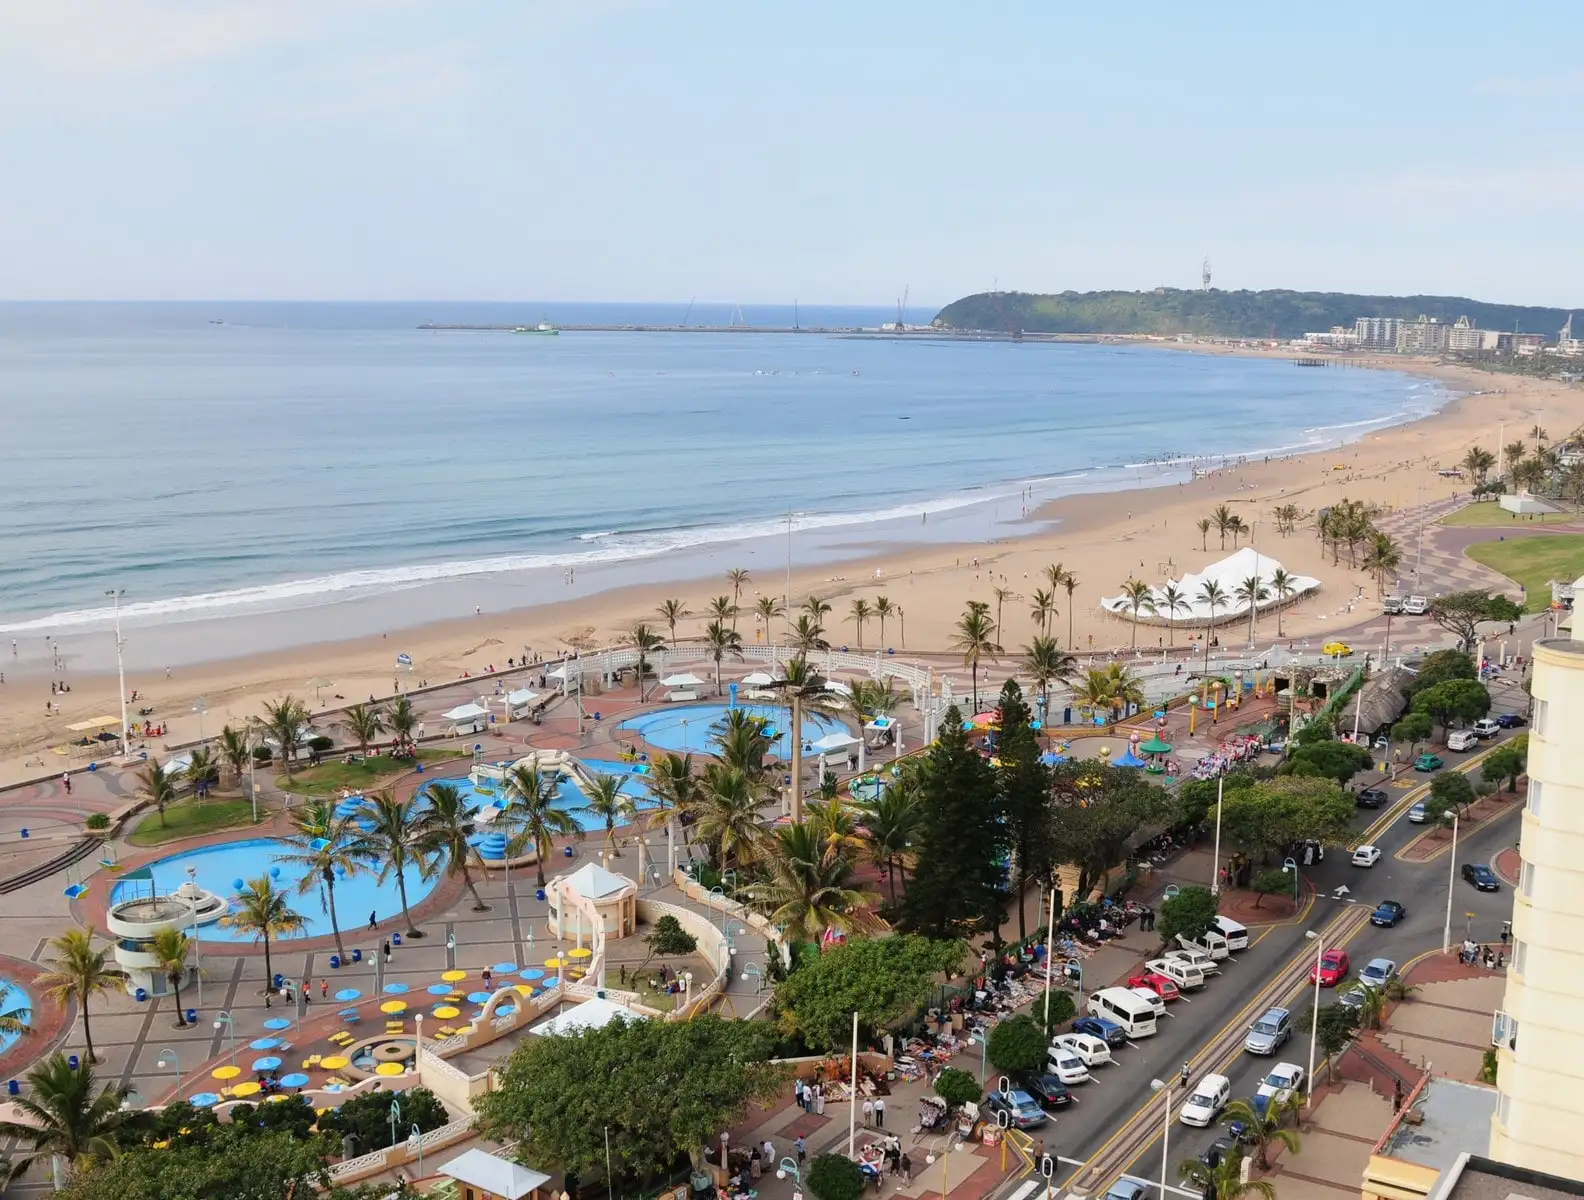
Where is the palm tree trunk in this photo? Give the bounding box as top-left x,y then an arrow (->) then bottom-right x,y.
325,873 -> 345,959
396,869 -> 419,937
81,997 -> 98,1064
460,859 -> 489,911
1131,609 -> 1139,648
535,835 -> 548,887
1067,607 -> 1074,651
171,975 -> 186,1027
261,930 -> 275,998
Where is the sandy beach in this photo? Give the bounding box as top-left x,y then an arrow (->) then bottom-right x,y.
3,351 -> 1578,781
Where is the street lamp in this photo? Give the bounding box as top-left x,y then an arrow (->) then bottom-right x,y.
388,1098 -> 403,1149
213,1011 -> 236,1062
1210,775 -> 1225,894
105,588 -> 131,759
1149,1078 -> 1172,1200
156,1047 -> 182,1097
408,1123 -> 424,1178
1304,930 -> 1323,1099
1442,810 -> 1460,954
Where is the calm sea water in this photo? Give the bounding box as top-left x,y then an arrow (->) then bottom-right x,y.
0,302 -> 1445,635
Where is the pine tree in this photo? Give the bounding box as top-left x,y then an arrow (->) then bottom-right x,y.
995,681 -> 1053,943
901,704 -> 1007,943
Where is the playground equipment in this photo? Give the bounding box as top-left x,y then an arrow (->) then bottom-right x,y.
63,863 -> 88,899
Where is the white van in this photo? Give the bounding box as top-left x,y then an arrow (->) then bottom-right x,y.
1448,730 -> 1478,751
1087,986 -> 1158,1038
1146,957 -> 1207,990
1211,916 -> 1249,952
1403,595 -> 1429,615
1175,929 -> 1231,961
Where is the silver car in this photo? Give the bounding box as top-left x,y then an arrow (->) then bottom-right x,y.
1245,1007 -> 1292,1055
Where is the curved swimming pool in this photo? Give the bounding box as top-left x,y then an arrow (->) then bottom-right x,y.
618,703 -> 845,756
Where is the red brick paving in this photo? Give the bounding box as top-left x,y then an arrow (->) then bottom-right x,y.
1404,951 -> 1497,986
1215,887 -> 1301,925
1494,846 -> 1520,886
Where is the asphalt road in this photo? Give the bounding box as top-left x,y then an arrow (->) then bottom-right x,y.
1028,707 -> 1528,1197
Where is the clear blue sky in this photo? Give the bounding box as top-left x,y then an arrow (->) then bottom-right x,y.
4,1 -> 1582,307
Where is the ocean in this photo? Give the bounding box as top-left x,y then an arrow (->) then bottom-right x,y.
0,302 -> 1445,659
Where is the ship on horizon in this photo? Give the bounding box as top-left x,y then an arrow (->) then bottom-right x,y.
512,320 -> 559,336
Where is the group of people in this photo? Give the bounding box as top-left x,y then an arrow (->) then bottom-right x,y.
1459,939 -> 1505,969
791,1076 -> 827,1115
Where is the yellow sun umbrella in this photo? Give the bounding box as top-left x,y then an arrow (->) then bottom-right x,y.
544,957 -> 564,969
212,1065 -> 241,1080
513,983 -> 533,997
266,1094 -> 290,1104
231,1081 -> 262,1098
319,1055 -> 349,1071
433,1005 -> 460,1020
374,1061 -> 405,1077
441,969 -> 467,983
567,947 -> 592,960
380,1000 -> 408,1014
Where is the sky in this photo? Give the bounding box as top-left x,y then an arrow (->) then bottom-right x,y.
3,0 -> 1583,308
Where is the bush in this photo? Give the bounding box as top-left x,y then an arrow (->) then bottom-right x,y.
987,1014 -> 1046,1074
252,746 -> 274,764
1249,869 -> 1293,908
317,1085 -> 447,1151
1157,885 -> 1218,946
307,735 -> 334,753
1034,987 -> 1076,1034
807,1153 -> 866,1200
85,813 -> 110,831
934,1066 -> 981,1108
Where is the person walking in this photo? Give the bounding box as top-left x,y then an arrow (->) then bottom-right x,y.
382,940 -> 392,963
862,1097 -> 874,1126
796,1136 -> 806,1168
873,1097 -> 885,1129
320,979 -> 329,1000
901,1153 -> 912,1183
761,1139 -> 774,1167
1180,1061 -> 1191,1088
368,911 -> 378,930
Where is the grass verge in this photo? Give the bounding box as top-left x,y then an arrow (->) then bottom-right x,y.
128,797 -> 258,847
273,748 -> 469,796
1439,502 -> 1576,528
1465,533 -> 1584,613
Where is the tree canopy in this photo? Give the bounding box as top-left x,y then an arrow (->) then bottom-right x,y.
1049,760 -> 1180,899
1411,679 -> 1491,736
774,935 -> 964,1052
1481,735 -> 1528,792
1402,649 -> 1477,701
1428,590 -> 1524,651
1156,885 -> 1219,945
987,1013 -> 1047,1074
474,1015 -> 786,1182
995,681 -> 1054,942
1221,776 -> 1355,861
934,1067 -> 981,1107
1282,740 -> 1374,784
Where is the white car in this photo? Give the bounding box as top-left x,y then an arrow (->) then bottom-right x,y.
1165,948 -> 1222,976
1256,1062 -> 1306,1106
1178,1074 -> 1231,1127
1129,987 -> 1167,1018
1045,1048 -> 1090,1085
1352,845 -> 1382,868
1053,1033 -> 1112,1068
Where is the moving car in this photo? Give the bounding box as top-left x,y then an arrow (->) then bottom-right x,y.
1496,713 -> 1527,729
1447,730 -> 1478,752
1415,753 -> 1445,771
1339,984 -> 1368,1012
1256,1062 -> 1306,1106
1311,948 -> 1351,986
1352,844 -> 1382,868
1198,1138 -> 1242,1171
1179,1074 -> 1232,1127
1103,1181 -> 1148,1200
1125,972 -> 1181,1002
1360,958 -> 1398,990
982,1088 -> 1048,1130
1371,900 -> 1407,927
1323,641 -> 1353,657
1245,1007 -> 1293,1055
1462,863 -> 1501,892
1408,802 -> 1428,823
1072,1016 -> 1128,1048
1402,595 -> 1429,615
1356,787 -> 1389,808
1019,1072 -> 1074,1110
1053,1033 -> 1112,1068
1383,596 -> 1404,614
1472,718 -> 1501,739
1045,1047 -> 1090,1085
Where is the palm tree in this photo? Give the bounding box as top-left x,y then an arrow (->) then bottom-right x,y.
0,1053 -> 130,1188
1073,664 -> 1144,726
711,708 -> 776,784
896,605 -> 906,648
803,595 -> 832,625
581,774 -> 633,859
221,876 -> 306,995
874,595 -> 895,648
771,656 -> 837,823
707,595 -> 736,627
1505,440 -> 1528,482
745,821 -> 881,943
726,568 -> 750,628
1197,579 -> 1228,675
859,781 -> 921,902
806,795 -> 866,861
1221,1097 -> 1301,1170
342,702 -> 386,756
1177,1152 -> 1275,1200
151,928 -> 193,1028
357,789 -> 434,937
1269,567 -> 1297,637
1119,579 -> 1153,648
1461,446 -> 1495,486
1196,517 -> 1212,551
387,694 -> 418,757
502,762 -> 583,886
952,605 -> 1001,712
754,595 -> 784,643
415,781 -> 490,911
138,758 -> 177,826
38,930 -> 112,1063
273,798 -> 370,959
847,598 -> 872,649
1212,503 -> 1234,549
261,694 -> 312,779
628,622 -> 665,701
656,599 -> 690,646
1023,636 -> 1076,719
1236,574 -> 1270,646
1061,571 -> 1079,649
1228,514 -> 1248,549
185,746 -> 218,796
789,614 -> 829,653
1361,532 -> 1403,597
693,764 -> 768,870
643,751 -> 698,877
1532,423 -> 1549,445
700,618 -> 743,695
1152,582 -> 1190,646
991,586 -> 1016,639
1029,588 -> 1056,637
218,724 -> 250,788
1043,562 -> 1068,595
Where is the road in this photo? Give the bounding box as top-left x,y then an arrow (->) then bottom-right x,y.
1018,692 -> 1528,1198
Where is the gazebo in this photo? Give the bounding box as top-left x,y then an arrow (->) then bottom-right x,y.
546,862 -> 636,939
438,1148 -> 553,1200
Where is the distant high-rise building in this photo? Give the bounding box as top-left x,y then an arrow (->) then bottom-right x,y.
1354,316 -> 1404,348
1397,315 -> 1451,354
1447,316 -> 1483,354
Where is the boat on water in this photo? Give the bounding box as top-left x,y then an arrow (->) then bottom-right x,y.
512,321 -> 559,336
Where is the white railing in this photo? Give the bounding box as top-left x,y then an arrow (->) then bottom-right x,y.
326,1115 -> 478,1183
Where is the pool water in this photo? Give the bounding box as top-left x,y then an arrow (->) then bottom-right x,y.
109,837 -> 440,944
618,703 -> 845,756
0,978 -> 32,1053
443,764 -> 657,835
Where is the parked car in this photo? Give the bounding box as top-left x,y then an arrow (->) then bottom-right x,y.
1256,1062 -> 1306,1106
1339,984 -> 1368,1011
1245,1007 -> 1293,1055
1045,1047 -> 1090,1085
1019,1072 -> 1074,1110
983,1088 -> 1048,1130
1179,1074 -> 1232,1127
1351,845 -> 1382,868
1415,753 -> 1445,771
1128,987 -> 1167,1018
1408,802 -> 1428,823
1360,958 -> 1398,990
1125,972 -> 1181,1002
1072,1016 -> 1127,1047
1356,787 -> 1388,809
1462,863 -> 1501,892
1402,595 -> 1429,615
1311,948 -> 1351,986
1383,596 -> 1404,614
1166,947 -> 1222,976
1447,730 -> 1479,752
1472,718 -> 1501,739
1053,1033 -> 1112,1068
1496,713 -> 1527,729
1371,900 -> 1407,927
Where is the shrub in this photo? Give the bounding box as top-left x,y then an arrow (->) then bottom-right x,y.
807,1153 -> 866,1200
307,735 -> 334,753
85,812 -> 110,832
987,1014 -> 1046,1074
317,1085 -> 447,1151
1034,987 -> 1076,1034
933,1066 -> 981,1108
253,746 -> 274,764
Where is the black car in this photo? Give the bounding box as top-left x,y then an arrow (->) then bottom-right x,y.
1020,1072 -> 1074,1110
1072,1016 -> 1127,1047
1198,1138 -> 1242,1171
1371,900 -> 1407,927
1463,863 -> 1501,892
1355,787 -> 1389,809
1496,713 -> 1527,729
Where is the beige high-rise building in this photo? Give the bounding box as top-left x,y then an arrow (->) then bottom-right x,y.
1489,577 -> 1584,1181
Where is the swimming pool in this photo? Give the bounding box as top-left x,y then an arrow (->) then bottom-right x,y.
618,703 -> 845,756
109,838 -> 441,944
0,979 -> 32,1054
442,764 -> 657,835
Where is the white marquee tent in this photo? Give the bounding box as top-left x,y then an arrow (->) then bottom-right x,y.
1099,547 -> 1319,626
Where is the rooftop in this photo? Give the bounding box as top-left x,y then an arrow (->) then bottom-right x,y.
1385,1079 -> 1498,1172
1431,1153 -> 1584,1200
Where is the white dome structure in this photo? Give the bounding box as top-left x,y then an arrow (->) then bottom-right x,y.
1099,548 -> 1319,627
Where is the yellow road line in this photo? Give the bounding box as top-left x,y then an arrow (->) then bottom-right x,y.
1352,744 -> 1502,852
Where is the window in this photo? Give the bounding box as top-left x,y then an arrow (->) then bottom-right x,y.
1513,939 -> 1527,975
1527,779 -> 1543,816
1521,861 -> 1536,899
1533,698 -> 1548,737
1493,1011 -> 1519,1050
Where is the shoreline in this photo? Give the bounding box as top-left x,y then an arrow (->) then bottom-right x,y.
3,351 -> 1577,778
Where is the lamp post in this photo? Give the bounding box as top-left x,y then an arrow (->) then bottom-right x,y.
1304,930 -> 1323,1099
1041,886 -> 1057,1030
414,1012 -> 424,1071
1149,1078 -> 1172,1200
709,886 -> 727,935
408,1124 -> 424,1178
1442,810 -> 1460,954
105,589 -> 131,758
1210,775 -> 1224,894
156,1047 -> 182,1098
213,1011 -> 236,1063
388,1098 -> 402,1149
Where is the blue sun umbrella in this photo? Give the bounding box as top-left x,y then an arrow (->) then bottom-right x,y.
252,1056 -> 282,1072
427,983 -> 453,996
382,981 -> 410,994
491,962 -> 518,975
1113,749 -> 1148,768
518,968 -> 544,981
335,988 -> 361,1002
248,1037 -> 281,1051
467,991 -> 492,1004
262,1017 -> 292,1031
279,1073 -> 310,1088
542,976 -> 560,989
190,1092 -> 220,1108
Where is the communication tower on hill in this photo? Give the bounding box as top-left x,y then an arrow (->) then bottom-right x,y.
1202,257 -> 1212,291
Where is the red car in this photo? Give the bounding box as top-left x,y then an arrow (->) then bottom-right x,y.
1311,948 -> 1351,987
1126,971 -> 1181,1002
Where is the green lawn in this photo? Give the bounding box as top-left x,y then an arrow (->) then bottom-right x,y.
128,797 -> 259,846
274,748 -> 469,796
1439,502 -> 1576,528
1466,534 -> 1584,613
